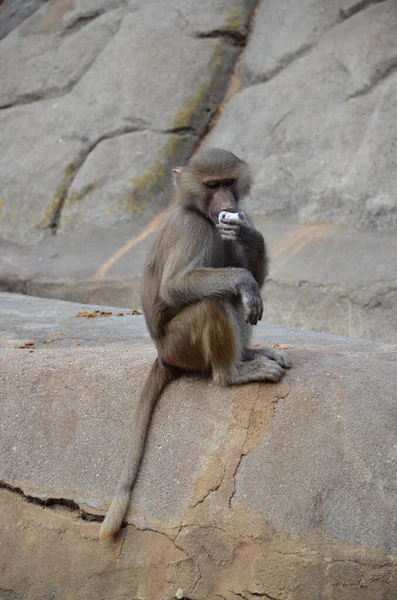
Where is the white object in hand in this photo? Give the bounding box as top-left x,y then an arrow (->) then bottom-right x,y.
218,211 -> 244,223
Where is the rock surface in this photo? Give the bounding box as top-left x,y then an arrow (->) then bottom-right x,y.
0,0 -> 253,244
209,0 -> 397,230
1,293 -> 397,599
0,0 -> 50,40
1,0 -> 396,344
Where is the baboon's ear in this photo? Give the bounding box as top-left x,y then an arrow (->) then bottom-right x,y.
172,167 -> 183,187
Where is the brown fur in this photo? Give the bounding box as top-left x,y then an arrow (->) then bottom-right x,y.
99,148 -> 291,540
160,301 -> 236,372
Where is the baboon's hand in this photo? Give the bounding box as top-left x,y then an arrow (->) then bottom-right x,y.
240,284 -> 263,325
216,220 -> 259,246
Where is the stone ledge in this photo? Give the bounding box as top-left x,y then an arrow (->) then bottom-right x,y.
1,293 -> 397,598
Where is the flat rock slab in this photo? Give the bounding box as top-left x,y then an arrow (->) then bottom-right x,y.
2,215 -> 396,343
1,293 -> 397,599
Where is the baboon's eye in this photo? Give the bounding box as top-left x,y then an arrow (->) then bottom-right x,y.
205,181 -> 220,190
223,179 -> 235,187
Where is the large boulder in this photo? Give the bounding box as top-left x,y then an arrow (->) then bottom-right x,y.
1,293 -> 397,599
208,0 -> 397,230
0,0 -> 254,244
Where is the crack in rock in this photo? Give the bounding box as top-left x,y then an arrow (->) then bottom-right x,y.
187,382 -> 291,515
237,591 -> 281,600
187,2 -> 259,151
244,0 -> 389,88
227,386 -> 261,507
159,126 -> 196,135
190,466 -> 226,508
228,383 -> 290,507
247,40 -> 320,87
0,480 -> 103,522
348,60 -> 397,99
47,123 -> 147,232
194,29 -> 247,45
62,10 -> 105,35
1,479 -> 204,594
172,528 -> 203,596
339,0 -> 388,20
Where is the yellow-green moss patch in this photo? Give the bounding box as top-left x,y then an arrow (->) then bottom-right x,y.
66,182 -> 96,206
224,9 -> 244,32
40,163 -> 75,229
120,33 -> 231,216
172,83 -> 210,130
121,136 -> 184,215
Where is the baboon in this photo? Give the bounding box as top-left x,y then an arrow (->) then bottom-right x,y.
99,148 -> 291,540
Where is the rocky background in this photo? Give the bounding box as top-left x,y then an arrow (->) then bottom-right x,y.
1,0 -> 396,342
1,1 -> 397,599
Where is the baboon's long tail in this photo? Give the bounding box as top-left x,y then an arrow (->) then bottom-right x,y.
99,358 -> 176,540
